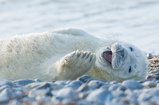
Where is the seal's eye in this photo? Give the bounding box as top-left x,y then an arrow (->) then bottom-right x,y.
129,47 -> 133,51
129,66 -> 132,73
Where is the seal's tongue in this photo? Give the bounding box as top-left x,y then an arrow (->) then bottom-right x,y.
103,51 -> 112,64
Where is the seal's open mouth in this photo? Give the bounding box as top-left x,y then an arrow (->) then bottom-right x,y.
103,51 -> 112,64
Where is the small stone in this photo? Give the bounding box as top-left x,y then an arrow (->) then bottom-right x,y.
13,79 -> 34,87
87,78 -> 105,83
0,88 -> 12,102
36,96 -> 51,102
57,101 -> 77,105
45,91 -> 53,97
156,80 -> 159,83
54,80 -> 68,86
0,85 -> 11,93
108,84 -> 121,91
138,81 -> 144,83
121,99 -> 130,105
86,89 -> 113,104
56,87 -> 73,99
0,78 -> 12,86
25,82 -> 42,89
116,86 -> 127,91
77,100 -> 93,105
77,75 -> 91,83
28,89 -> 48,97
25,82 -> 59,90
51,97 -> 61,104
22,97 -> 35,102
100,85 -> 110,91
66,80 -> 82,89
125,89 -> 133,95
138,92 -> 153,102
155,76 -> 159,80
8,99 -> 22,105
77,92 -> 89,99
125,92 -> 139,104
35,82 -> 52,90
142,81 -> 157,88
122,80 -> 141,90
110,81 -> 118,84
146,78 -> 157,81
112,90 -> 126,98
61,99 -> 76,105
88,80 -> 105,88
77,84 -> 90,92
34,79 -> 42,82
156,83 -> 159,88
140,101 -> 157,105
148,88 -> 159,96
111,98 -> 121,103
12,88 -> 25,98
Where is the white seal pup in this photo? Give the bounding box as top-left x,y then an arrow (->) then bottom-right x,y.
0,28 -> 148,82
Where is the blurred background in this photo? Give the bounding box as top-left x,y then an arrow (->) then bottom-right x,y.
0,0 -> 159,54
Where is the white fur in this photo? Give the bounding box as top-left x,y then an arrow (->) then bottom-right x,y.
0,28 -> 148,82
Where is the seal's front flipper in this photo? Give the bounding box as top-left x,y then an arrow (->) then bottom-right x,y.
56,50 -> 96,80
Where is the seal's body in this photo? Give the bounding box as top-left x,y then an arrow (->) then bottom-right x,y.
0,28 -> 148,82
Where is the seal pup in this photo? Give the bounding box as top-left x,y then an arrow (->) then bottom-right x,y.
0,28 -> 148,82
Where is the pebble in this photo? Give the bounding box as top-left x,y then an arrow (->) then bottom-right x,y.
142,81 -> 157,88
125,91 -> 140,104
13,79 -> 34,87
0,78 -> 12,86
122,80 -> 141,90
138,92 -> 153,102
100,84 -> 110,91
34,79 -> 42,82
108,84 -> 121,91
28,89 -> 48,97
0,88 -> 10,102
54,80 -> 68,86
111,90 -> 126,98
87,80 -> 105,88
55,87 -> 73,99
0,85 -> 11,92
77,100 -> 93,105
77,75 -> 91,83
77,84 -> 90,92
35,82 -> 52,90
116,86 -> 127,91
146,77 -> 157,81
66,80 -> 82,89
1,75 -> 159,104
76,92 -> 89,99
86,89 -> 113,104
110,81 -> 118,84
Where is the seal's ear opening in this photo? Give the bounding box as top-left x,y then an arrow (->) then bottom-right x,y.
103,51 -> 112,64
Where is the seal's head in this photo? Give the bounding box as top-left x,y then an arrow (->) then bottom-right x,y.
96,42 -> 148,82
